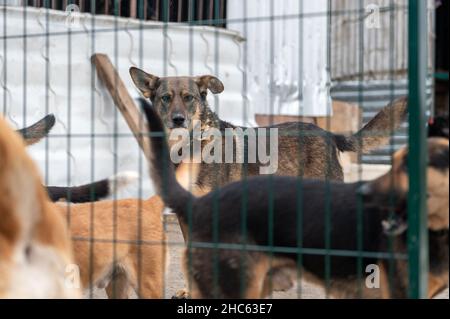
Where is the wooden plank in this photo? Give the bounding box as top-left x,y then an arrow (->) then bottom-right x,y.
91,53 -> 151,161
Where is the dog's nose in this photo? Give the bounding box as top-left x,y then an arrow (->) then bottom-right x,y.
172,114 -> 186,127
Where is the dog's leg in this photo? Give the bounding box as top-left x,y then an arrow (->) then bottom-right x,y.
105,275 -> 130,299
105,267 -> 131,299
172,184 -> 211,298
135,259 -> 164,298
244,258 -> 271,299
428,273 -> 448,299
128,245 -> 165,299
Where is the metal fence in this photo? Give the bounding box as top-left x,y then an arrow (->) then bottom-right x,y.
0,0 -> 442,299
22,0 -> 227,26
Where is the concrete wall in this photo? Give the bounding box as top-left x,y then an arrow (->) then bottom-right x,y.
0,6 -> 243,198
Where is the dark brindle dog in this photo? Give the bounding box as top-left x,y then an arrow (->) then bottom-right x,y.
17,115 -> 135,203
130,68 -> 408,193
142,99 -> 448,298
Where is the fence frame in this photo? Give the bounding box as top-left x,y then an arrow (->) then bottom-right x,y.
407,0 -> 429,299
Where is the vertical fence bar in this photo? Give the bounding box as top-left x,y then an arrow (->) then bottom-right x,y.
144,0 -> 148,20
197,0 -> 203,24
177,0 -> 182,22
407,0 -> 428,299
130,0 -> 137,18
155,0 -> 160,21
208,0 -> 213,25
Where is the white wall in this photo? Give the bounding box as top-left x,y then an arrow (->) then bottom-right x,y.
227,0 -> 331,117
0,6 -> 243,198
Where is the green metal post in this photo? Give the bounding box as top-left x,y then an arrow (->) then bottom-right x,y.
407,0 -> 429,299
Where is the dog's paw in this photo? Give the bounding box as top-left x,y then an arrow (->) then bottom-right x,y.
172,288 -> 190,299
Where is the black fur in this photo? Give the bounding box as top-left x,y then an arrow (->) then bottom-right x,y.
429,147 -> 449,172
16,114 -> 56,145
428,115 -> 449,139
46,179 -> 110,203
140,99 -> 194,218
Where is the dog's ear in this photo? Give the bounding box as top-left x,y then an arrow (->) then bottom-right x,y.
129,67 -> 160,99
195,75 -> 224,94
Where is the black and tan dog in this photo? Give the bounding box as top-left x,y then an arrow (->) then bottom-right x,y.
17,115 -> 136,203
130,68 -> 408,193
142,99 -> 448,299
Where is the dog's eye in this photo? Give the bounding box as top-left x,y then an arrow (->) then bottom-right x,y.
200,92 -> 207,100
161,95 -> 171,103
184,95 -> 194,103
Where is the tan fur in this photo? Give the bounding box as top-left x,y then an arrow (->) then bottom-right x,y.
369,138 -> 449,230
56,195 -> 166,299
0,117 -> 78,298
428,272 -> 449,299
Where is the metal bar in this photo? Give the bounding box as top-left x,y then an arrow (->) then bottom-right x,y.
208,0 -> 213,25
219,0 -> 225,27
104,0 -> 109,15
167,0 -> 172,22
177,0 -> 183,22
144,0 -> 148,20
130,0 -> 137,18
407,0 -> 429,299
155,0 -> 160,21
197,0 -> 203,23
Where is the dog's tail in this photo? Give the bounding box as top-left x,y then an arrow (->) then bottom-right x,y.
139,98 -> 194,221
16,114 -> 56,146
333,97 -> 408,153
46,171 -> 138,203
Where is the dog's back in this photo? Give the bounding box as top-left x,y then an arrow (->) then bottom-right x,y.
0,117 -> 79,298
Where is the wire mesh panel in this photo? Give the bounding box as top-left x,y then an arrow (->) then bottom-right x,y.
0,0 -> 447,300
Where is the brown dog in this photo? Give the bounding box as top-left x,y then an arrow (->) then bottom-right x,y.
130,68 -> 408,242
143,100 -> 448,299
0,117 -> 79,298
130,67 -> 408,192
56,195 -> 167,299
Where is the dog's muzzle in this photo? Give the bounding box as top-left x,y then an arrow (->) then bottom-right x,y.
171,113 -> 186,128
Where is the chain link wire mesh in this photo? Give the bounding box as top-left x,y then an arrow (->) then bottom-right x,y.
0,0 -> 445,299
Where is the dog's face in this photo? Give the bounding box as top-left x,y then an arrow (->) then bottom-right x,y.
361,137 -> 449,232
130,67 -> 224,133
0,117 -> 79,298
